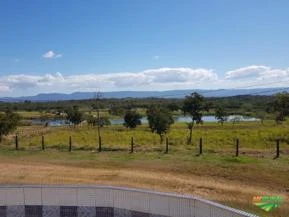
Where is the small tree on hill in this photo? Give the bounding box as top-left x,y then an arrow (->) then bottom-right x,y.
66,106 -> 83,127
123,110 -> 142,129
215,105 -> 227,126
147,107 -> 174,143
0,109 -> 21,142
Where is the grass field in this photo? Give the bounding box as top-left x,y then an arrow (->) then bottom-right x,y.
0,121 -> 288,217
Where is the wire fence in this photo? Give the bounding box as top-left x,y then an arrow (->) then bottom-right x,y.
4,132 -> 288,159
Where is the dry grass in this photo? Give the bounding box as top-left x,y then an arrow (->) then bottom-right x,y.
0,150 -> 287,217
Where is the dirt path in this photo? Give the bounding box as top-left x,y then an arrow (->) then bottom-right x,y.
0,161 -> 288,216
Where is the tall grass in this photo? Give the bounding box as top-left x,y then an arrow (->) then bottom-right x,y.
2,120 -> 288,156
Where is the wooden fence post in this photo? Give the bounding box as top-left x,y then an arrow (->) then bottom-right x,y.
235,138 -> 239,157
199,137 -> 203,155
15,135 -> 18,150
165,137 -> 169,154
98,136 -> 102,152
130,137 -> 134,153
41,135 -> 45,150
275,139 -> 280,159
69,136 -> 72,152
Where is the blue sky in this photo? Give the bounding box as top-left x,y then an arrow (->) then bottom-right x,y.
1,0 -> 289,96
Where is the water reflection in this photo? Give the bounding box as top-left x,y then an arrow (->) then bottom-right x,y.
32,115 -> 260,126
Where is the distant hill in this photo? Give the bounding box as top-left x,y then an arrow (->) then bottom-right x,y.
0,88 -> 288,102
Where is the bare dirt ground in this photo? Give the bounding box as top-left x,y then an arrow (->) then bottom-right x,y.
0,154 -> 287,217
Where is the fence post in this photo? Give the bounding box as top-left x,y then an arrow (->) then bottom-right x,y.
130,137 -> 134,153
276,139 -> 280,158
235,138 -> 239,157
98,136 -> 102,152
199,137 -> 203,155
41,135 -> 45,151
69,136 -> 72,152
15,135 -> 18,150
165,137 -> 169,154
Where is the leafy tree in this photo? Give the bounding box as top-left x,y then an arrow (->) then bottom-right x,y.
86,115 -> 111,127
97,117 -> 111,127
0,110 -> 21,142
268,92 -> 289,124
109,106 -> 125,116
167,103 -> 180,112
123,110 -> 142,129
256,111 -> 266,124
66,106 -> 83,127
241,103 -> 253,112
86,115 -> 97,127
215,105 -> 227,126
183,92 -> 205,144
231,115 -> 241,126
275,112 -> 285,124
273,92 -> 289,115
147,107 -> 174,143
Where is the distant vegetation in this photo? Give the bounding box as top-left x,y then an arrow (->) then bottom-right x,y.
0,94 -> 276,117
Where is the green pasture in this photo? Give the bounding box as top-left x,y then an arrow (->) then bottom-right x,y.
2,120 -> 289,156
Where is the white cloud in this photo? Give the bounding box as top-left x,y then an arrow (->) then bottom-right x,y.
0,84 -> 10,93
153,55 -> 160,60
0,67 -> 217,95
143,68 -> 217,83
225,65 -> 289,81
55,54 -> 63,58
1,66 -> 289,97
42,50 -> 62,59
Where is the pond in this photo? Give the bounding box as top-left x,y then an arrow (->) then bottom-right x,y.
31,119 -> 72,127
110,115 -> 260,125
32,115 -> 260,126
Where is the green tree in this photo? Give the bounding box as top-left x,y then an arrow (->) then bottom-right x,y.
86,115 -> 111,127
123,110 -> 142,129
183,92 -> 205,144
66,106 -> 83,127
269,92 -> 289,124
86,114 -> 97,127
0,110 -> 21,142
273,92 -> 289,115
256,111 -> 266,124
275,112 -> 285,124
109,106 -> 125,116
97,117 -> 111,127
167,103 -> 180,112
147,107 -> 174,143
215,105 -> 227,126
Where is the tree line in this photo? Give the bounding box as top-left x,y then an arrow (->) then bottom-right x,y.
0,95 -> 276,116
0,92 -> 289,144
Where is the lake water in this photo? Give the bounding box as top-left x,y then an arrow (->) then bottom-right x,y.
110,115 -> 260,125
31,119 -> 72,127
32,115 -> 259,126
